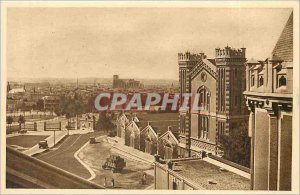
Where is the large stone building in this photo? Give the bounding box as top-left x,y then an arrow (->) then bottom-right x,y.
244,12 -> 293,190
113,75 -> 143,89
178,46 -> 248,156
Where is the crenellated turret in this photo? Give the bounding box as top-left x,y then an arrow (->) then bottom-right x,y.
215,46 -> 246,59
178,52 -> 206,61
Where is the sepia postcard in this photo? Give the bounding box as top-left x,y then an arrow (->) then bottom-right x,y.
0,1 -> 299,194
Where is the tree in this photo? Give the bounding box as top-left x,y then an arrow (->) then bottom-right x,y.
18,115 -> 25,124
6,116 -> 14,131
58,96 -> 87,118
7,116 -> 13,124
36,99 -> 44,110
218,121 -> 251,168
95,111 -> 114,132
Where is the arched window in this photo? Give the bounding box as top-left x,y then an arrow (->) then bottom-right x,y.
197,86 -> 210,111
279,75 -> 286,87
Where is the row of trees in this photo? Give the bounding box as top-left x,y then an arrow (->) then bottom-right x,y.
54,96 -> 87,118
95,111 -> 114,132
6,115 -> 25,125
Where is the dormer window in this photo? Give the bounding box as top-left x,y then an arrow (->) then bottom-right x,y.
251,74 -> 255,87
279,75 -> 286,87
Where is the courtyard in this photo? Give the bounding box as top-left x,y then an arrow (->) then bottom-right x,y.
78,136 -> 154,189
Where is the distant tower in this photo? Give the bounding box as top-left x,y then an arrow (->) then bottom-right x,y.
215,46 -> 247,137
23,84 -> 26,92
7,82 -> 11,93
113,75 -> 119,88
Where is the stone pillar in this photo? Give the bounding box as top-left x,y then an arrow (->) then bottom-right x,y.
266,61 -> 273,93
246,64 -> 250,91
248,109 -> 255,190
267,109 -> 278,190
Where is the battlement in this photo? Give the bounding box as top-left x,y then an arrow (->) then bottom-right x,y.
178,52 -> 206,61
215,46 -> 246,59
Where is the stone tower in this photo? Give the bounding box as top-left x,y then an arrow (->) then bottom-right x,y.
215,46 -> 248,138
113,75 -> 119,88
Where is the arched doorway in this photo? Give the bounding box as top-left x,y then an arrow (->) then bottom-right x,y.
145,136 -> 152,154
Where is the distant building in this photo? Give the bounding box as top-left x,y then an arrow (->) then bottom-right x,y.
113,75 -> 143,89
178,46 -> 248,156
244,12 -> 293,190
42,95 -> 61,111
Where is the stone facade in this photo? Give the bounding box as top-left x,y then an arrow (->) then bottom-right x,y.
116,113 -> 130,139
140,125 -> 158,155
116,112 -> 179,159
178,46 -> 248,156
157,130 -> 179,159
244,12 -> 293,190
124,120 -> 141,150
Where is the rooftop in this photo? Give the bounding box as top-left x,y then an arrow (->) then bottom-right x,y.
174,159 -> 250,190
272,12 -> 293,63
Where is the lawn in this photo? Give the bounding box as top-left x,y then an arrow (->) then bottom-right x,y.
79,137 -> 154,189
7,135 -> 49,148
6,125 -> 20,134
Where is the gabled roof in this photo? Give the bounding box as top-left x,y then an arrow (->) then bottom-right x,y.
158,130 -> 179,145
272,12 -> 293,63
141,125 -> 158,139
117,113 -> 128,122
190,59 -> 217,80
125,120 -> 140,133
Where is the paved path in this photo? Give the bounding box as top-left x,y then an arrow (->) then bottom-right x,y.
107,136 -> 155,164
36,131 -> 104,180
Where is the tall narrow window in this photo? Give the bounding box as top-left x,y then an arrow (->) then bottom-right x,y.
198,86 -> 210,111
259,76 -> 264,87
251,75 -> 255,87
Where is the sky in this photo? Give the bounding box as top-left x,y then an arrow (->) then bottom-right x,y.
7,7 -> 292,80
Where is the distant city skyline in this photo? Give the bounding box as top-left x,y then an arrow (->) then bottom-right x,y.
7,7 -> 292,80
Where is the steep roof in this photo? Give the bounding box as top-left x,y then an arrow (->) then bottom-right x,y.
272,12 -> 293,62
